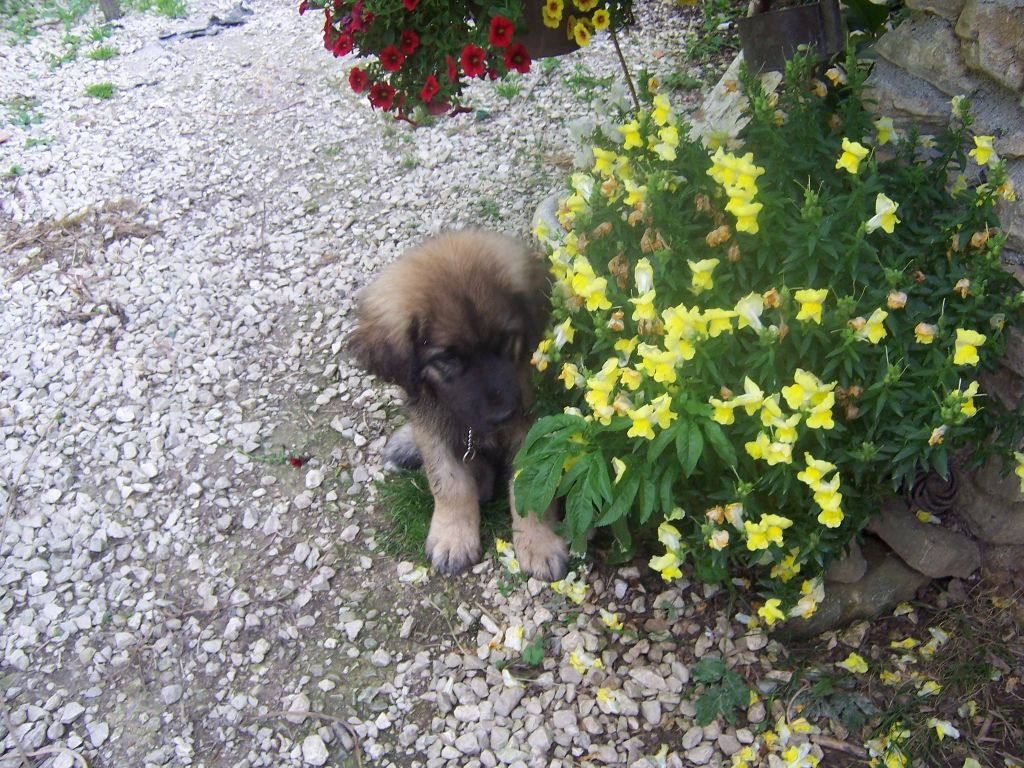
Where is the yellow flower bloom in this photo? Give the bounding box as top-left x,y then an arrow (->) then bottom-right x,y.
649,550 -> 682,580
573,20 -> 591,46
702,307 -> 736,337
835,137 -> 869,174
618,366 -> 642,391
866,193 -> 900,234
599,609 -> 623,631
725,197 -> 763,234
559,362 -> 583,389
569,648 -> 603,673
917,680 -> 942,697
805,393 -> 835,430
629,289 -> 658,322
708,529 -> 730,550
553,317 -> 575,348
959,380 -> 979,417
794,288 -> 828,323
953,328 -> 986,366
611,456 -> 626,484
618,120 -> 643,150
637,343 -> 677,384
744,513 -> 793,550
797,453 -> 837,488
1015,451 -> 1024,493
914,322 -> 936,344
592,146 -> 618,177
542,0 -> 563,27
591,8 -> 610,29
758,598 -> 786,626
880,670 -> 902,686
969,135 -> 996,167
634,257 -> 654,293
855,308 -> 888,344
734,292 -> 764,330
652,93 -> 674,127
709,397 -> 736,425
531,338 -> 552,371
688,258 -> 719,294
623,179 -> 647,207
550,572 -> 587,603
626,404 -> 656,440
570,256 -> 612,311
652,124 -> 678,161
874,116 -> 895,145
650,393 -> 678,429
837,652 -> 868,673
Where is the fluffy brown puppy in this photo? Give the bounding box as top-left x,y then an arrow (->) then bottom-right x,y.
350,230 -> 569,580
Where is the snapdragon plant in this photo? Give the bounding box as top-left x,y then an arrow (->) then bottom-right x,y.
515,52 -> 1023,624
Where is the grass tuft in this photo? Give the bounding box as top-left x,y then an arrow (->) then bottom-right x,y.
84,82 -> 115,99
87,44 -> 118,60
374,469 -> 511,562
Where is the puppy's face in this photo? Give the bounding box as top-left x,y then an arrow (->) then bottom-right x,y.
351,231 -> 550,436
418,327 -> 525,434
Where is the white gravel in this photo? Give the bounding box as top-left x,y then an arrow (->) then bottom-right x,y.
0,1 -> 829,766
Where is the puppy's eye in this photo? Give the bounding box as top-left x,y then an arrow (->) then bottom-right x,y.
500,333 -> 520,358
426,348 -> 462,377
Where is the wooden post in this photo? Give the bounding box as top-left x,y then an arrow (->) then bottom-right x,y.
98,0 -> 123,21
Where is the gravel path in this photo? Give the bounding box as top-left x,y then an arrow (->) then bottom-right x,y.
0,3 -> 820,766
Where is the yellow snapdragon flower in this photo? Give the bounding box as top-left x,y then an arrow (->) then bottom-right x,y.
758,598 -> 786,626
874,116 -> 895,145
794,288 -> 828,323
570,256 -> 612,311
688,258 -> 719,294
618,120 -> 643,149
626,403 -> 656,440
837,652 -> 868,673
866,193 -> 900,234
649,550 -> 683,580
744,513 -> 793,550
835,137 -> 869,174
969,135 -> 996,167
652,93 -> 674,127
953,328 -> 986,366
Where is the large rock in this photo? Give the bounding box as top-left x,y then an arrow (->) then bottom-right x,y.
824,539 -> 867,584
905,0 -> 966,20
875,15 -> 976,100
981,543 -> 1024,584
997,159 -> 1024,251
955,473 -> 1024,544
785,539 -> 929,638
956,0 -> 1024,94
864,59 -> 952,135
866,501 -> 981,578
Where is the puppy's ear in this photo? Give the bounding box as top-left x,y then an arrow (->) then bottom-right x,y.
349,314 -> 423,398
519,256 -> 552,352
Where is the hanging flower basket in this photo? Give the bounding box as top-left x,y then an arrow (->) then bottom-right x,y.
737,0 -> 844,73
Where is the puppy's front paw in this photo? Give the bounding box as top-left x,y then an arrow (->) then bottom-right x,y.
513,520 -> 569,582
425,521 -> 481,575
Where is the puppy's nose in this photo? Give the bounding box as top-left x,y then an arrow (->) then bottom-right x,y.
485,388 -> 517,425
487,401 -> 517,425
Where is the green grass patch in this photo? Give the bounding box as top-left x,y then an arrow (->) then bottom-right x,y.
4,95 -> 43,127
25,136 -> 53,148
130,0 -> 186,19
494,74 -> 524,100
681,0 -> 746,63
87,22 -> 113,41
87,43 -> 117,59
2,0 -> 96,43
3,164 -> 24,177
84,81 -> 115,99
374,469 -> 512,562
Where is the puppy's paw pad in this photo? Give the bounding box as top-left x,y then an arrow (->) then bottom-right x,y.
514,528 -> 569,582
425,531 -> 482,575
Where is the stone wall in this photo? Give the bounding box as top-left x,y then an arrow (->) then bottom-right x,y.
866,0 -> 1024,255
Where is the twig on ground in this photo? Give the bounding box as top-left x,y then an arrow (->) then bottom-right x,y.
813,735 -> 867,758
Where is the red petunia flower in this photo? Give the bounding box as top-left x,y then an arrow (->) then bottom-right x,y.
332,32 -> 353,57
446,55 -> 457,83
399,29 -> 420,55
420,74 -> 440,103
349,67 -> 368,93
504,42 -> 531,73
298,0 -> 308,15
461,44 -> 486,78
369,82 -> 396,110
489,15 -> 514,47
379,45 -> 405,72
402,0 -> 419,8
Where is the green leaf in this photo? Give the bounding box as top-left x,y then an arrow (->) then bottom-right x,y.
520,634 -> 545,667
513,451 -> 563,518
586,453 -> 614,505
701,419 -> 738,467
648,420 -> 677,463
675,420 -> 704,476
594,474 -> 640,527
657,470 -> 675,520
516,413 -> 585,460
565,486 -> 594,552
692,657 -> 725,683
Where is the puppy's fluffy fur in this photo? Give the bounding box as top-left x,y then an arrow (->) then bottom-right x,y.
351,230 -> 569,579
